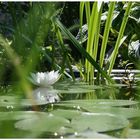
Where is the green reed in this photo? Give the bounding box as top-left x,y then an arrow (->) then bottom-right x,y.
108,2 -> 132,75
99,2 -> 115,69
85,2 -> 98,83
79,2 -> 132,84
79,2 -> 114,83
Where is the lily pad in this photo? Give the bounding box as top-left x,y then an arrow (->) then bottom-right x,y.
106,84 -> 127,88
57,99 -> 138,107
15,114 -> 70,133
83,107 -> 140,119
68,129 -> 114,138
55,100 -> 140,119
69,84 -> 104,90
71,112 -> 129,132
0,111 -> 48,121
51,109 -> 81,120
55,81 -> 103,92
0,96 -> 20,107
57,88 -> 95,94
0,95 -> 58,107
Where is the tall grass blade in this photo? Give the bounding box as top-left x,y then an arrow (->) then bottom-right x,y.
108,2 -> 132,75
99,2 -> 116,69
80,2 -> 85,27
85,2 -> 98,83
92,2 -> 103,84
55,25 -> 75,81
85,2 -> 91,27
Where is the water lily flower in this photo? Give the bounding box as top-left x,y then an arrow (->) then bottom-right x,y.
29,70 -> 61,87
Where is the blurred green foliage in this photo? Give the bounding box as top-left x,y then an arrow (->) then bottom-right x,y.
0,2 -> 140,84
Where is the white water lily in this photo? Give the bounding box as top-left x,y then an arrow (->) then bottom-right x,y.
29,70 -> 60,87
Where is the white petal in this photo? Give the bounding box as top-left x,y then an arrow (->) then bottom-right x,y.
29,71 -> 60,87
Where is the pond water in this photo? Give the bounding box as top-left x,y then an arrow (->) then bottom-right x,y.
0,79 -> 140,138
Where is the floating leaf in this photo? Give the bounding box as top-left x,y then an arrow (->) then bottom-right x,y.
55,100 -> 140,119
15,115 -> 70,134
0,96 -> 20,108
51,109 -> 81,120
82,106 -> 140,119
71,113 -> 129,132
0,95 -> 55,107
106,84 -> 128,88
0,111 -> 48,121
21,99 -> 50,106
68,129 -> 114,138
55,81 -> 104,90
57,88 -> 95,94
57,99 -> 138,107
69,84 -> 104,89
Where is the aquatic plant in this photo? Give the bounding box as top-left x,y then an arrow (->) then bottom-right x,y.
108,2 -> 132,75
78,2 -> 132,83
0,2 -> 140,139
29,71 -> 61,87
